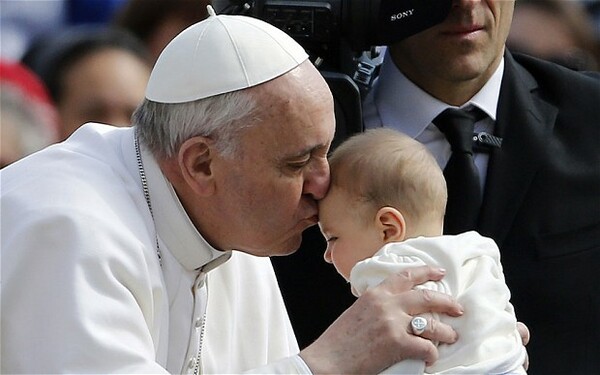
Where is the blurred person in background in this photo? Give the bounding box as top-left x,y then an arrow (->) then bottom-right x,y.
0,0 -> 66,61
67,0 -> 127,25
0,0 -> 126,61
0,59 -> 59,168
21,26 -> 151,140
507,0 -> 600,71
112,0 -> 211,64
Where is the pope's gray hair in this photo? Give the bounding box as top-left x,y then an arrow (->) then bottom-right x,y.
132,89 -> 260,159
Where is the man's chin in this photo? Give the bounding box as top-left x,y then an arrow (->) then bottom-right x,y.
240,223 -> 317,257
235,234 -> 303,258
268,220 -> 319,256
271,236 -> 303,257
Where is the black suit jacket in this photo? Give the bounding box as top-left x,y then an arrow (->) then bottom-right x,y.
271,51 -> 600,374
477,52 -> 600,374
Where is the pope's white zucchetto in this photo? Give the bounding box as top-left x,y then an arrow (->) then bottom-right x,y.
145,5 -> 309,103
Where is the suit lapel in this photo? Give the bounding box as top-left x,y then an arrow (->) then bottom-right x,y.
478,52 -> 558,246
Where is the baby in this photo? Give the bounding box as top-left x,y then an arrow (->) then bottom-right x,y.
318,128 -> 526,374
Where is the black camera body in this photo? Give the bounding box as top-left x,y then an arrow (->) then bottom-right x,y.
249,0 -> 451,71
216,0 -> 452,145
218,0 -> 451,73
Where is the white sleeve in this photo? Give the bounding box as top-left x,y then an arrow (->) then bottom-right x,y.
350,246 -> 431,295
1,206 -> 167,374
244,355 -> 312,374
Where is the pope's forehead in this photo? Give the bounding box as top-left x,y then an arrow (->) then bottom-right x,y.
256,63 -> 331,99
253,78 -> 333,128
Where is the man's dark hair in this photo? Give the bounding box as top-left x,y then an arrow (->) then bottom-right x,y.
21,26 -> 150,103
112,0 -> 210,44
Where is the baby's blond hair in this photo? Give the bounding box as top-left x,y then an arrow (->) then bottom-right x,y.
328,128 -> 447,228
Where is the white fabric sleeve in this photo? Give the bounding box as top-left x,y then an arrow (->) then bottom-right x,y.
244,355 -> 312,374
350,235 -> 526,375
1,205 -> 168,374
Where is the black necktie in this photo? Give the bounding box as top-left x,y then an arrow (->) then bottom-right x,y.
433,108 -> 484,234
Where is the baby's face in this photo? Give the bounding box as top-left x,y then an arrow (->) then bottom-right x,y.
318,187 -> 384,280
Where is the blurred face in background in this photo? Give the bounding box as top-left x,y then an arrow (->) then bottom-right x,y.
58,47 -> 150,139
0,116 -> 23,167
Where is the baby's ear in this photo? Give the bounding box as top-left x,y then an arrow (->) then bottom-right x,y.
375,207 -> 406,242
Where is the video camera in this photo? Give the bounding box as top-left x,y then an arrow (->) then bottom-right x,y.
215,0 -> 451,74
214,0 -> 452,146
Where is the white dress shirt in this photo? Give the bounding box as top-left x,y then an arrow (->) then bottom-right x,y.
1,123 -> 310,374
363,50 -> 504,189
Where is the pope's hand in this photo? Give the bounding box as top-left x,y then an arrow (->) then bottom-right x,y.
300,266 -> 463,374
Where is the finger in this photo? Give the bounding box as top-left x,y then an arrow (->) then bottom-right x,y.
395,334 -> 439,367
408,316 -> 459,345
400,288 -> 464,317
516,321 -> 530,346
378,266 -> 448,293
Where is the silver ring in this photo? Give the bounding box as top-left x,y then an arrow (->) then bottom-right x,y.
411,316 -> 428,336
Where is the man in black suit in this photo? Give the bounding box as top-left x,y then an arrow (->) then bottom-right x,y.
360,1 -> 599,373
273,0 -> 598,373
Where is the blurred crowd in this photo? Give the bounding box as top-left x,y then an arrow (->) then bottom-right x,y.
1,0 -> 599,167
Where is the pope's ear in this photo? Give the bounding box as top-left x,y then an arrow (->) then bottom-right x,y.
375,207 -> 406,242
177,136 -> 216,196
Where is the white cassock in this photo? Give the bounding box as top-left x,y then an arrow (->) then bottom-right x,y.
350,232 -> 527,375
1,123 -> 310,374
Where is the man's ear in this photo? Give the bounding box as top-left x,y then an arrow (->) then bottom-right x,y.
177,136 -> 216,196
375,207 -> 406,243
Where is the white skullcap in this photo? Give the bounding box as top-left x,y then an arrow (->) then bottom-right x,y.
145,5 -> 309,103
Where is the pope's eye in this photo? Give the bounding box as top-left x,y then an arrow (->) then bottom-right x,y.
288,158 -> 310,170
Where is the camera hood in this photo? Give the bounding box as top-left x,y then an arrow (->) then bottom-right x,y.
355,0 -> 453,49
215,0 -> 452,74
248,0 -> 452,52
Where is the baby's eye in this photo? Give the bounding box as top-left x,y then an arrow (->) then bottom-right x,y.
326,236 -> 338,243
